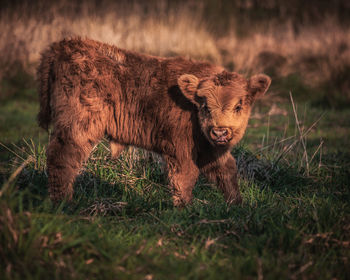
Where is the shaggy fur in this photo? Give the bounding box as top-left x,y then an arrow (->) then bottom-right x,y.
37,38 -> 271,206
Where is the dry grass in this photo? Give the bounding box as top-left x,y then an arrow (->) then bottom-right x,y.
222,19 -> 350,80
1,1 -> 350,105
0,2 -> 220,79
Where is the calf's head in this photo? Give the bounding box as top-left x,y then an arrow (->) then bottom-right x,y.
178,71 -> 271,148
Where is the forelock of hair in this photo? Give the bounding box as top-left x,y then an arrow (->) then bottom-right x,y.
213,71 -> 239,86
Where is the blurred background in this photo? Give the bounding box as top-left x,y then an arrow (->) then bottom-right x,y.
1,0 -> 350,173
1,0 -> 350,105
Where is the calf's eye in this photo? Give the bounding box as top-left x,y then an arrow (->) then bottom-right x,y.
234,104 -> 242,113
234,99 -> 243,113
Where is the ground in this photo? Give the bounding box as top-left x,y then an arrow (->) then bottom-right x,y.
0,70 -> 349,279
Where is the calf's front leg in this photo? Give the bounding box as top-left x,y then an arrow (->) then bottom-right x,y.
164,156 -> 199,207
201,153 -> 242,205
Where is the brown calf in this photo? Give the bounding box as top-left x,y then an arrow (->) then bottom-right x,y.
37,38 -> 271,206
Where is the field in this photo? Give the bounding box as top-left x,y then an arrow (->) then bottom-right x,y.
1,1 -> 350,279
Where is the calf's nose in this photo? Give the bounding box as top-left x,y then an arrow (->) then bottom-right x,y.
211,127 -> 229,137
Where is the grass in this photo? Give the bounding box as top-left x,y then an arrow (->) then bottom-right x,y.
1,145 -> 349,279
0,77 -> 349,278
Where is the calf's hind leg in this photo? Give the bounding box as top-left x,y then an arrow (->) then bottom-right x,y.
110,141 -> 126,159
47,129 -> 102,202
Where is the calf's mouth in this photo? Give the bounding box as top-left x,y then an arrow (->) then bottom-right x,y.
208,127 -> 233,146
214,136 -> 229,145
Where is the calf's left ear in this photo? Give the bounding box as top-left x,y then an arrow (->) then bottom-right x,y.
248,74 -> 271,98
178,74 -> 199,103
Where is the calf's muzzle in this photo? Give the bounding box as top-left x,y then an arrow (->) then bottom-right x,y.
209,127 -> 232,145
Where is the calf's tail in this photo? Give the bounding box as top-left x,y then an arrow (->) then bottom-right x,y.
37,48 -> 55,131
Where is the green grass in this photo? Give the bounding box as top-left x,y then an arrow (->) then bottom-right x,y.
0,75 -> 349,279
0,70 -> 47,170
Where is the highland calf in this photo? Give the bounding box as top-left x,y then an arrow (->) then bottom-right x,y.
37,38 -> 271,206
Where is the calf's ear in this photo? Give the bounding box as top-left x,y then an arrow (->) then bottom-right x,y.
178,74 -> 199,103
248,74 -> 271,98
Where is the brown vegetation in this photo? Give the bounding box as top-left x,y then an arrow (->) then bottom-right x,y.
38,38 -> 270,205
1,1 -> 349,108
1,1 -> 349,88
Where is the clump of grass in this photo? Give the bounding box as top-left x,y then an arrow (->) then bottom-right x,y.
235,93 -> 325,189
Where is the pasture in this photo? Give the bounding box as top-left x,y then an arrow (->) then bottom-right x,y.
1,1 -> 349,279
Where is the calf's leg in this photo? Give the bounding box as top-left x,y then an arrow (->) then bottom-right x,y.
110,141 -> 126,159
201,154 -> 242,205
165,157 -> 199,207
47,130 -> 101,202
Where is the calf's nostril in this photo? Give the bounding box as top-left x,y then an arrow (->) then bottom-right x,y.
211,128 -> 229,138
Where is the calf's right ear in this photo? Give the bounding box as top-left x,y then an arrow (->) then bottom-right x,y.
178,74 -> 199,104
